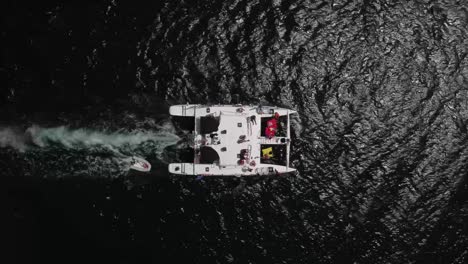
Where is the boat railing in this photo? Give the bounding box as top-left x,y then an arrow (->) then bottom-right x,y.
193,108 -> 197,175
219,110 -> 248,116
259,137 -> 289,144
286,110 -> 290,170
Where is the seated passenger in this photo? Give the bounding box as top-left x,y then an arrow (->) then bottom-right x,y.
262,147 -> 273,159
261,147 -> 275,164
264,112 -> 280,138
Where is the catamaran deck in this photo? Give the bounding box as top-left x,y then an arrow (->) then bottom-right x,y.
169,105 -> 296,176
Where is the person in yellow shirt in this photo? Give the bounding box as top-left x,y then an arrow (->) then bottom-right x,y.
262,147 -> 273,159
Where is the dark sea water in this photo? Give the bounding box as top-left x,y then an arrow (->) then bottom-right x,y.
2,0 -> 468,263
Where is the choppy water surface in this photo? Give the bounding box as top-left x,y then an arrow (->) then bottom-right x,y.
2,0 -> 468,263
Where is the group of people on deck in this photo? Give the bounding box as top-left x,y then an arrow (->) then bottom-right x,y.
262,112 -> 280,160
265,112 -> 280,139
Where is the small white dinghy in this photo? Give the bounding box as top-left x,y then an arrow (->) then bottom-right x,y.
128,156 -> 151,172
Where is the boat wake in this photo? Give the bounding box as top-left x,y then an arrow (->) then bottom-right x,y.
0,127 -> 29,151
0,123 -> 180,178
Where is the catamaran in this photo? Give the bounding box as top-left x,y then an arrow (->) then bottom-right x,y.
168,105 -> 296,176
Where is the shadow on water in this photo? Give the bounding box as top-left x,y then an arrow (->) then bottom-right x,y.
171,116 -> 195,132
163,144 -> 194,163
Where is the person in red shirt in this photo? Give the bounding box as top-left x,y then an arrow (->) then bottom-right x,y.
265,112 -> 279,138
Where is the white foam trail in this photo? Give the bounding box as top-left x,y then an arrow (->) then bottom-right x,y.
0,127 -> 27,151
1,123 -> 180,177
0,124 -> 180,154
26,125 -> 178,149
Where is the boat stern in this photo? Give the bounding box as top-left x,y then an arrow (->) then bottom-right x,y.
168,163 -> 195,175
